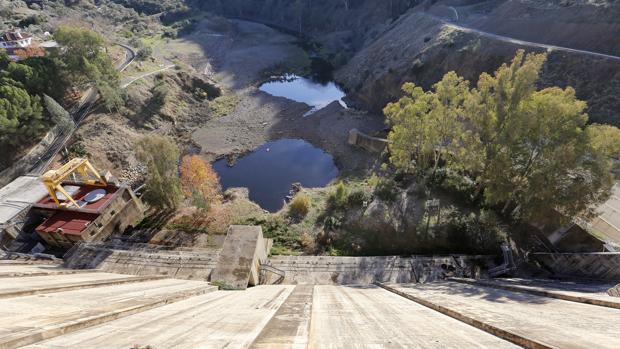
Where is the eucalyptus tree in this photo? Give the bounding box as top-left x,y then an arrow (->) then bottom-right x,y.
386,50 -> 617,221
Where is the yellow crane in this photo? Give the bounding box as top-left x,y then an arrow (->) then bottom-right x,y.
40,158 -> 107,208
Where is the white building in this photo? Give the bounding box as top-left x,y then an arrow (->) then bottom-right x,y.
0,30 -> 33,50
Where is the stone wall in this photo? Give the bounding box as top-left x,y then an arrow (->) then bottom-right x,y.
532,252 -> 620,281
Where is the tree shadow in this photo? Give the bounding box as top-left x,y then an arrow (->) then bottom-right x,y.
394,281 -> 552,305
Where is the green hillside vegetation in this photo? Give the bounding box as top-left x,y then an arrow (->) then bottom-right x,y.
0,26 -> 121,162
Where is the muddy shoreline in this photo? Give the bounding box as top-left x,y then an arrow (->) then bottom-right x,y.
186,18 -> 385,178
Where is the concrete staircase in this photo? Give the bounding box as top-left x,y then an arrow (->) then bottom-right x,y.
0,264 -> 217,349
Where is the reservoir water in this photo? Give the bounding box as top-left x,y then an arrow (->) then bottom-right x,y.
259,74 -> 347,115
213,139 -> 339,212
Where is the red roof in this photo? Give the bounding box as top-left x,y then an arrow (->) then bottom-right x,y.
1,31 -> 32,43
36,211 -> 98,236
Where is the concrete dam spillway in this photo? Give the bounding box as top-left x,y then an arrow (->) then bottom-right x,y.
2,224 -> 620,348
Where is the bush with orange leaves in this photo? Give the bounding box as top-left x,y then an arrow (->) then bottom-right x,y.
168,203 -> 233,235
13,46 -> 45,60
179,155 -> 222,210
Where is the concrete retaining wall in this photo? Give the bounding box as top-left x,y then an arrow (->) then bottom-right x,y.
64,243 -> 221,281
264,255 -> 492,285
348,129 -> 389,153
532,252 -> 620,281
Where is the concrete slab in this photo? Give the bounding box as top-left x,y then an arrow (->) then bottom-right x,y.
0,260 -> 58,266
309,285 -> 519,348
0,274 -> 165,299
0,272 -> 141,292
0,278 -> 215,349
25,285 -> 294,349
251,285 -> 313,348
386,281 -> 620,349
0,175 -> 48,224
450,277 -> 620,309
0,265 -> 77,277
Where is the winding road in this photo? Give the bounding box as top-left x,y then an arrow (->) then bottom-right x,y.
121,64 -> 175,88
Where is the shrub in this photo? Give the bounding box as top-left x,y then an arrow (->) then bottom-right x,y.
323,212 -> 344,232
289,194 -> 311,218
135,135 -> 183,209
327,181 -> 348,209
241,216 -> 301,253
369,174 -> 397,201
442,209 -> 505,254
299,233 -> 316,254
162,27 -> 177,38
179,155 -> 222,210
209,94 -> 239,117
137,45 -> 153,60
205,204 -> 233,235
211,281 -> 237,290
68,141 -> 88,158
347,189 -> 369,207
151,80 -> 170,107
327,247 -> 342,256
167,204 -> 232,235
18,15 -> 41,28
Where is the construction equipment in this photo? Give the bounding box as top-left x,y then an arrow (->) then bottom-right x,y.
40,158 -> 107,208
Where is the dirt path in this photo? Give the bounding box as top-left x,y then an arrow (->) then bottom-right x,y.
121,65 -> 175,88
182,19 -> 384,177
422,2 -> 620,61
441,17 -> 620,62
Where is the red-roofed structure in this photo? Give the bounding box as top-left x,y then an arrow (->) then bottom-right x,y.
36,212 -> 99,236
34,183 -> 144,248
1,30 -> 33,50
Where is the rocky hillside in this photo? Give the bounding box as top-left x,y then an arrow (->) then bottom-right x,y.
180,0 -> 620,126
115,0 -> 421,64
336,9 -> 620,127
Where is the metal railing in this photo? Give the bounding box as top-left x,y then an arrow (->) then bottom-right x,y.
259,263 -> 286,285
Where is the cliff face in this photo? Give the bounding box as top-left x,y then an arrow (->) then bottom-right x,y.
189,0 -> 422,62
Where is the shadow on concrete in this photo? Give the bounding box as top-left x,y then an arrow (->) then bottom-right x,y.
394,281 -> 552,305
